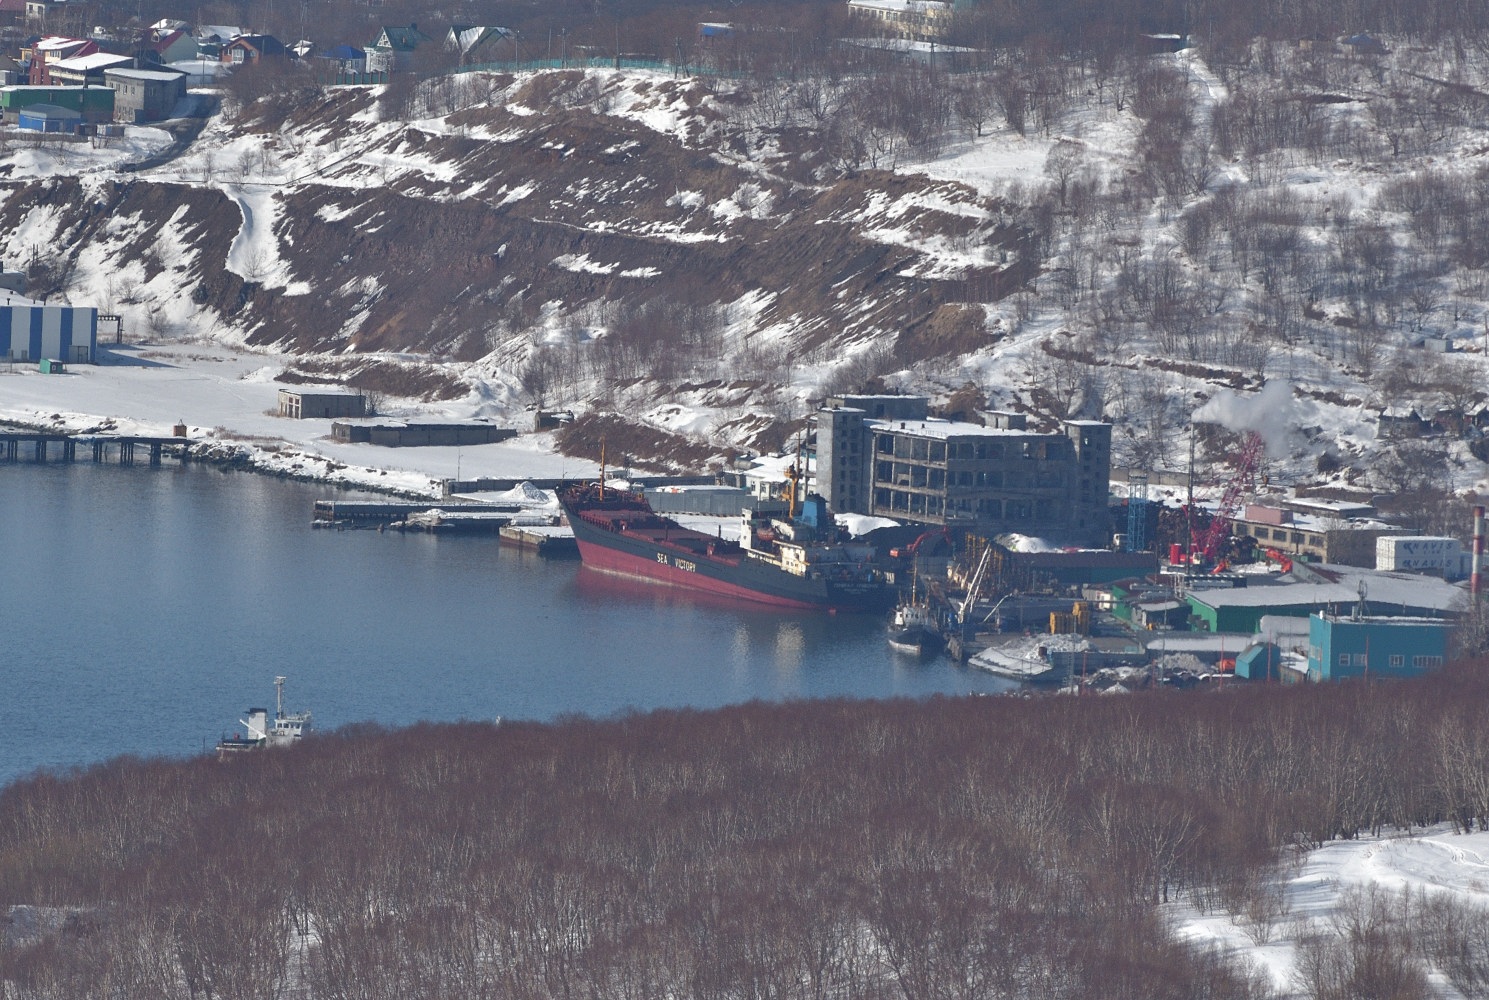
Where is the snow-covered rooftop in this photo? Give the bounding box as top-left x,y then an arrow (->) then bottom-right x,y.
1187,570 -> 1464,613
867,417 -> 1059,440
104,68 -> 186,83
49,52 -> 132,72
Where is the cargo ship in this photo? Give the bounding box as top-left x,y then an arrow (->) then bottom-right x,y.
558,481 -> 895,613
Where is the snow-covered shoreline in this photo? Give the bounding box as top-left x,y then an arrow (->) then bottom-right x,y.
0,341 -> 601,498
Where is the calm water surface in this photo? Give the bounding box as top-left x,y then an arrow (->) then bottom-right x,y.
2,463 -> 1013,786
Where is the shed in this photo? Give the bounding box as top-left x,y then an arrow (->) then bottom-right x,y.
16,101 -> 80,131
38,357 -> 64,373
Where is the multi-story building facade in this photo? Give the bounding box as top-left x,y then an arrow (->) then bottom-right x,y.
816,395 -> 1112,545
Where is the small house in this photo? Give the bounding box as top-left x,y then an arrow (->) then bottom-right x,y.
315,44 -> 365,76
221,34 -> 286,65
1377,406 -> 1431,439
365,23 -> 432,75
0,54 -> 23,86
445,25 -> 511,64
1341,33 -> 1387,55
137,27 -> 197,64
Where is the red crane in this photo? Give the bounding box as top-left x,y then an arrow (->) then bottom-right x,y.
1189,430 -> 1264,567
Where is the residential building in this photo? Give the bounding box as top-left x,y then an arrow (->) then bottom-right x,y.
445,25 -> 511,65
25,0 -> 91,34
25,36 -> 94,84
136,27 -> 197,65
315,44 -> 365,77
105,67 -> 185,123
45,51 -> 130,86
815,395 -> 1112,545
221,35 -> 286,65
365,24 -> 431,75
1305,612 -> 1451,682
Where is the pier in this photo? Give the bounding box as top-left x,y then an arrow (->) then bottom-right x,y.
0,431 -> 195,466
312,500 -> 532,527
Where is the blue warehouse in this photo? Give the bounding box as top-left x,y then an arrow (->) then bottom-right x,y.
1305,612 -> 1452,682
0,298 -> 98,364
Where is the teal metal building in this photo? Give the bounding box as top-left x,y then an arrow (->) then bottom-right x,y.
1304,612 -> 1451,682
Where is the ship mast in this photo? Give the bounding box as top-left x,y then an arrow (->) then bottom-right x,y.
599,439 -> 606,500
274,675 -> 286,721
785,427 -> 804,519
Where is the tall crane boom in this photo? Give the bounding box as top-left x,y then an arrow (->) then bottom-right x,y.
1193,430 -> 1265,563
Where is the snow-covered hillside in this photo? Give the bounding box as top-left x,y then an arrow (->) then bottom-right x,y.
1,37 -> 1486,494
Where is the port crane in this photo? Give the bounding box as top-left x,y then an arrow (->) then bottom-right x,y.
1186,430 -> 1265,566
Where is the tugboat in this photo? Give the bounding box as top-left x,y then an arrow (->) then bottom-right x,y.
215,676 -> 313,758
885,557 -> 943,656
558,451 -> 893,613
887,600 -> 942,656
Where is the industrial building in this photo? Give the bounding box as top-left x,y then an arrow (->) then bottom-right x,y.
815,395 -> 1111,545
1184,564 -> 1464,634
277,388 -> 366,419
1305,612 -> 1452,682
0,83 -> 114,122
330,420 -> 516,447
1229,503 -> 1403,568
0,296 -> 97,362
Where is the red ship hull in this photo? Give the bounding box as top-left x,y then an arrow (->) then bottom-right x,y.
558,484 -> 894,614
574,536 -> 833,611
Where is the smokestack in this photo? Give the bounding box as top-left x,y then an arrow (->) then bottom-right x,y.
1472,505 -> 1485,599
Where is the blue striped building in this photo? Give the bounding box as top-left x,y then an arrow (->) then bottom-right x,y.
0,301 -> 98,363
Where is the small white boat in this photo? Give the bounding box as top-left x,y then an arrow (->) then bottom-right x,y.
216,676 -> 312,757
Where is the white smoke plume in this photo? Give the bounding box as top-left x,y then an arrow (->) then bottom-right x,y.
1190,380 -> 1298,459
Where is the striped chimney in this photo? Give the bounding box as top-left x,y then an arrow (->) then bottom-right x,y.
1473,505 -> 1485,599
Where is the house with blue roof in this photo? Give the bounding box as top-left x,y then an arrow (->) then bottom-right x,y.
317,44 -> 365,75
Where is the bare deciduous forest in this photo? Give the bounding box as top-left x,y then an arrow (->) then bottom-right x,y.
5,664 -> 1489,998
